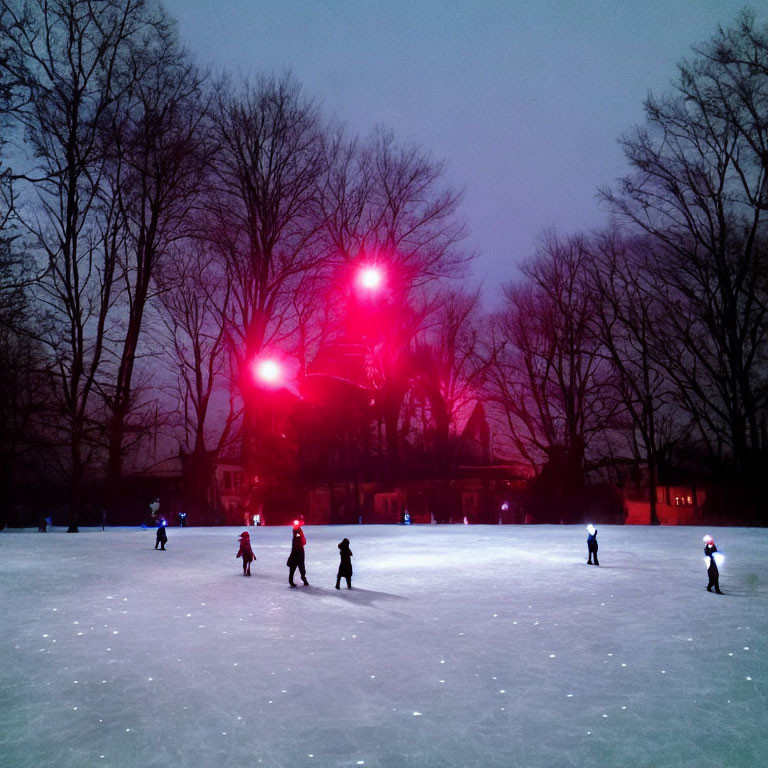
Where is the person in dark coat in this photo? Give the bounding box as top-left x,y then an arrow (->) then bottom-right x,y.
155,519 -> 168,550
236,531 -> 256,576
335,538 -> 353,589
586,524 -> 599,565
703,535 -> 723,594
286,521 -> 309,587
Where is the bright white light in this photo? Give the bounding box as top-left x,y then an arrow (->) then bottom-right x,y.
357,265 -> 383,291
713,553 -> 724,567
254,359 -> 281,385
586,525 -> 596,535
703,535 -> 713,544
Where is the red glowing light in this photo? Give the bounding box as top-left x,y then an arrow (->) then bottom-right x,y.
357,265 -> 383,291
293,520 -> 300,527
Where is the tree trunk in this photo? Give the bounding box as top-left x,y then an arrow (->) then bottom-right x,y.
647,460 -> 660,526
384,399 -> 401,482
67,441 -> 83,533
105,406 -> 126,511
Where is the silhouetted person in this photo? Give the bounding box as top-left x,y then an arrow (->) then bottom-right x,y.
586,524 -> 599,565
335,538 -> 353,589
236,531 -> 256,576
703,535 -> 723,594
155,520 -> 167,550
287,521 -> 308,587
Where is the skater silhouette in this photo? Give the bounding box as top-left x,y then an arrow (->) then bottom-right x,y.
335,538 -> 353,590
703,535 -> 723,594
287,521 -> 309,587
236,531 -> 256,576
155,519 -> 167,550
586,525 -> 599,565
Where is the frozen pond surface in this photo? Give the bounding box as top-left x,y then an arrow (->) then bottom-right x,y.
1,524 -> 766,767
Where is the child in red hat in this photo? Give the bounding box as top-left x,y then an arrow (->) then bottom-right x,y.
287,520 -> 308,587
236,531 -> 256,576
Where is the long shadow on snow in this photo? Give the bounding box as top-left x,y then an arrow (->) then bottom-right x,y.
225,572 -> 407,604
285,584 -> 408,607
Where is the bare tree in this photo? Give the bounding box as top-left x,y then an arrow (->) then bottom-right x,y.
0,17 -> 52,527
319,125 -> 468,286
587,231 -> 681,524
601,10 -> 768,482
404,288 -> 488,471
0,140 -> 49,526
157,241 -> 237,517
700,10 -> 768,204
206,73 -> 327,473
100,17 -> 211,500
317,126 -> 471,478
0,0 -> 164,530
372,291 -> 433,479
487,233 -> 619,477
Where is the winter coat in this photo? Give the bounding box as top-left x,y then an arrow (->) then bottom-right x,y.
237,540 -> 255,562
587,529 -> 598,552
156,526 -> 167,542
337,539 -> 353,578
704,543 -> 719,575
286,527 -> 306,567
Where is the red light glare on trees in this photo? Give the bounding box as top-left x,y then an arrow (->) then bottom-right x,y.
357,265 -> 384,291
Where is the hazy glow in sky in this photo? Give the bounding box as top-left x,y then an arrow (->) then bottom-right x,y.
164,1 -> 766,304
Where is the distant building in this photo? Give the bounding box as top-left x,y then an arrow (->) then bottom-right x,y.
128,453 -> 253,526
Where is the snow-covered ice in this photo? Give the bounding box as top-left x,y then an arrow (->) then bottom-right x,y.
1,524 -> 766,767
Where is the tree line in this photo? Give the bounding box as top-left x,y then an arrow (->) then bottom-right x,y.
1,2 -> 766,527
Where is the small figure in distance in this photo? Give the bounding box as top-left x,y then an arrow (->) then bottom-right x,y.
155,518 -> 168,550
336,538 -> 353,590
703,535 -> 723,594
236,530 -> 256,576
287,520 -> 309,587
586,524 -> 599,566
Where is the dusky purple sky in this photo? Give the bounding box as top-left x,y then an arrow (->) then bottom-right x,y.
163,0 -> 765,306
